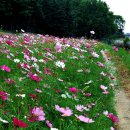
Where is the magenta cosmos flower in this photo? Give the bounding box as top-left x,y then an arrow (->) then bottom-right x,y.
13,117 -> 28,128
69,87 -> 78,93
0,91 -> 8,101
28,107 -> 45,122
55,105 -> 73,117
112,46 -> 118,52
103,111 -> 118,123
108,113 -> 118,123
6,40 -> 13,45
0,65 -> 11,72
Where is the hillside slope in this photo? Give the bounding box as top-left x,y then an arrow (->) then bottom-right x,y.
0,32 -> 118,130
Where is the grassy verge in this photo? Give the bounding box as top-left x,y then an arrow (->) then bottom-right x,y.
107,46 -> 130,97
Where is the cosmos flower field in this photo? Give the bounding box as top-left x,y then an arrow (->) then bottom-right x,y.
0,32 -> 118,130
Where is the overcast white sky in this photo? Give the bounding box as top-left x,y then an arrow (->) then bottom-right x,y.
102,0 -> 130,33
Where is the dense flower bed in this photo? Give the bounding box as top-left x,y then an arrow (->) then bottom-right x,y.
0,33 -> 117,130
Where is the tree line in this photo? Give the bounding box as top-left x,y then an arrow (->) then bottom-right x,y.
0,0 -> 125,38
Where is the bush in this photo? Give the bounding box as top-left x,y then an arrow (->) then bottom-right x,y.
124,37 -> 130,44
123,37 -> 130,49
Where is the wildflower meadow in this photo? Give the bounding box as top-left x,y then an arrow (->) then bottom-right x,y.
0,32 -> 118,130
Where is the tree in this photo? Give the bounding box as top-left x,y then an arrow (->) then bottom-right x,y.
76,0 -> 119,38
0,0 -> 125,38
114,15 -> 125,32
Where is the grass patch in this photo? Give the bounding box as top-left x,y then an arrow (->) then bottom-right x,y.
107,46 -> 130,97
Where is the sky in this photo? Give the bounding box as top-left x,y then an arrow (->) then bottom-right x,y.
102,0 -> 130,33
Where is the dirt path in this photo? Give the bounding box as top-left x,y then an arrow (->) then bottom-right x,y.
116,89 -> 130,130
101,49 -> 130,130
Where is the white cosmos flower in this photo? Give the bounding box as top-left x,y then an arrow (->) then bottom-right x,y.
0,117 -> 8,123
103,110 -> 108,116
55,61 -> 65,68
64,44 -> 70,47
100,71 -> 107,76
14,59 -> 20,63
80,55 -> 85,58
57,78 -> 64,82
91,52 -> 99,58
28,49 -> 34,54
80,49 -> 87,52
16,94 -> 26,99
39,59 -> 44,63
90,30 -> 95,34
69,56 -> 78,59
77,69 -> 83,72
51,128 -> 59,130
10,53 -> 14,57
110,127 -> 115,130
21,29 -> 25,32
65,92 -> 72,98
61,94 -> 67,98
84,80 -> 92,85
32,63 -> 39,68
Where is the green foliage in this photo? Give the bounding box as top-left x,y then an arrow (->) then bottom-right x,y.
123,37 -> 130,45
0,0 -> 125,38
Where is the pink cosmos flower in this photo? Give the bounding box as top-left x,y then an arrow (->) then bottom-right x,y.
75,105 -> 84,112
85,93 -> 92,97
6,40 -> 13,45
31,57 -> 37,62
35,88 -> 42,93
100,85 -> 107,90
103,111 -> 118,123
0,65 -> 11,72
23,63 -> 30,69
28,72 -> 41,82
5,78 -> 15,85
91,51 -> 99,58
69,87 -> 78,93
45,68 -> 51,75
76,115 -> 94,123
0,91 -> 8,101
112,46 -> 118,52
0,37 -> 3,44
102,90 -> 109,94
28,107 -> 45,122
55,105 -> 73,117
97,62 -> 105,67
46,120 -> 53,128
86,43 -> 92,48
55,42 -> 62,52
4,49 -> 10,54
100,85 -> 109,94
108,113 -> 118,123
24,54 -> 30,61
23,48 -> 30,55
